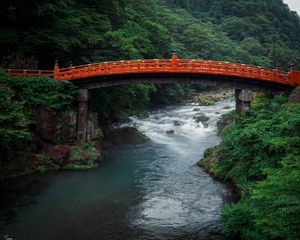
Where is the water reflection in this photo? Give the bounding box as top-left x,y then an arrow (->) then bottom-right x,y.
0,174 -> 50,229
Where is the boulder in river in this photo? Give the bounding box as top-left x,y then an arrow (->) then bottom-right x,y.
198,98 -> 215,106
174,120 -> 182,126
105,127 -> 150,145
223,105 -> 231,109
217,114 -> 233,133
193,108 -> 201,112
193,113 -> 209,123
64,145 -> 102,170
166,129 -> 175,134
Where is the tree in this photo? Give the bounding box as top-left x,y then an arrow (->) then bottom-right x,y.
0,87 -> 31,161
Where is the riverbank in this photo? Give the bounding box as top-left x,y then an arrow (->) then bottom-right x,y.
0,127 -> 150,182
181,89 -> 234,105
196,95 -> 300,240
0,88 -> 233,182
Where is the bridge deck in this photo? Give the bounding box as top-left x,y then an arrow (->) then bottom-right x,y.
4,58 -> 300,87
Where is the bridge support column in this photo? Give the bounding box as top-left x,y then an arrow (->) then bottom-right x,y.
77,89 -> 89,145
235,89 -> 252,113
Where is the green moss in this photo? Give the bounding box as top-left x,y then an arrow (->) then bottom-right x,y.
67,142 -> 100,170
70,142 -> 98,161
63,162 -> 98,170
198,147 -> 224,179
40,155 -> 51,164
0,167 -> 36,182
223,105 -> 231,109
198,98 -> 215,106
55,123 -> 63,144
36,165 -> 47,173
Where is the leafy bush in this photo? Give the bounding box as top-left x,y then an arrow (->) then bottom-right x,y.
90,84 -> 156,125
217,97 -> 300,192
2,72 -> 77,114
251,155 -> 300,240
0,71 -> 77,162
221,201 -> 261,240
0,87 -> 31,161
209,96 -> 300,239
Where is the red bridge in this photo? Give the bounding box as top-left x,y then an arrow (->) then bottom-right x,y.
5,55 -> 300,90
6,55 -> 300,144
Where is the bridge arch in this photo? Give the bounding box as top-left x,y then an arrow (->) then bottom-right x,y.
71,72 -> 293,93
5,56 -> 300,89
5,56 -> 300,144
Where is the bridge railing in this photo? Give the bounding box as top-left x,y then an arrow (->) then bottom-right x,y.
175,60 -> 290,84
4,59 -> 300,86
288,70 -> 300,85
4,69 -> 53,77
56,59 -> 288,80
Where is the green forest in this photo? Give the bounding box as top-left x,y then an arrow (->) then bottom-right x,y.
199,94 -> 300,240
0,0 -> 300,239
1,0 -> 300,122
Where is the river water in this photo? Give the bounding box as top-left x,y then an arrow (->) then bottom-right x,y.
0,99 -> 235,240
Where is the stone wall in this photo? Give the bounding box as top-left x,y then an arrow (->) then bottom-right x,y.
87,112 -> 102,141
36,108 -> 101,144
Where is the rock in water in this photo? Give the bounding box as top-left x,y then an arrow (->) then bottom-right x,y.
166,129 -> 175,134
193,113 -> 209,123
174,120 -> 182,126
105,127 -> 149,145
217,115 -> 233,133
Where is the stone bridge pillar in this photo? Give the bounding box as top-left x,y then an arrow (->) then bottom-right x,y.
77,89 -> 89,145
235,89 -> 252,113
289,85 -> 300,103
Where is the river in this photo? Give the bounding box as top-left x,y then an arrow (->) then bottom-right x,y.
0,99 -> 235,240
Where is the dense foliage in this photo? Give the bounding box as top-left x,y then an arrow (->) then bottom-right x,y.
200,96 -> 300,239
90,84 -> 156,124
0,71 -> 76,161
0,87 -> 31,162
164,0 -> 300,69
3,74 -> 77,114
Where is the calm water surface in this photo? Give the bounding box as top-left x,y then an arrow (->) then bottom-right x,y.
0,99 -> 235,240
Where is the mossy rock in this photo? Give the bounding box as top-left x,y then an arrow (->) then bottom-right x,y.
105,127 -> 150,145
197,147 -> 224,179
63,162 -> 99,170
193,113 -> 209,123
70,143 -> 101,159
223,105 -> 232,109
198,98 -> 215,106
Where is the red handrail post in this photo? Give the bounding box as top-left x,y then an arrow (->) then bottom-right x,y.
137,60 -> 141,72
288,69 -> 297,86
53,60 -> 60,80
171,50 -> 178,70
274,69 -> 279,81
